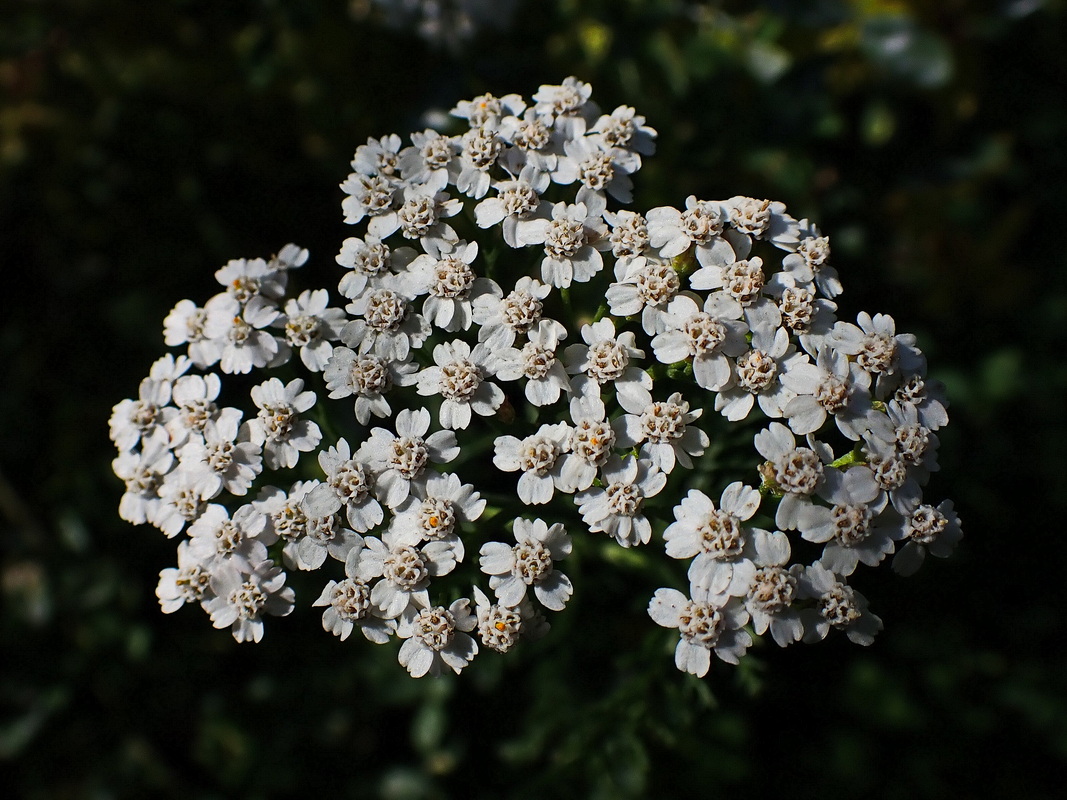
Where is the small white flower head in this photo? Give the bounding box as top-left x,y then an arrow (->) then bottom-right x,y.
558,394 -> 616,492
651,293 -> 749,392
472,275 -> 551,351
722,196 -> 800,250
479,517 -> 573,611
798,564 -> 882,645
202,293 -> 283,375
589,104 -> 657,156
493,319 -> 571,407
342,275 -> 430,362
156,540 -> 216,614
576,455 -> 667,548
389,471 -> 485,558
314,576 -> 395,644
340,172 -> 398,227
781,345 -> 873,440
302,438 -> 384,533
215,256 -> 286,306
783,220 -> 840,298
205,558 -> 295,643
796,466 -> 891,576
280,289 -> 346,372
187,502 -> 268,572
154,468 -> 209,538
165,373 -> 232,448
556,134 -> 639,205
406,239 -> 497,332
714,325 -> 806,422
109,371 -> 180,454
396,598 -> 478,678
377,187 -> 462,249
349,528 -> 459,619
606,208 -> 650,260
415,340 -> 505,430
474,173 -> 544,247
451,91 -> 526,130
472,586 -> 548,655
891,499 -> 962,576
613,392 -> 708,474
113,430 -> 174,526
887,371 -> 949,431
533,76 -> 596,137
163,299 -> 222,368
646,196 -> 734,267
351,133 -> 403,179
564,317 -> 652,412
606,255 -> 681,334
648,585 -> 752,675
454,125 -> 506,198
336,235 -> 416,299
663,483 -> 761,594
323,347 -> 418,426
493,421 -> 572,505
832,312 -> 925,395
177,415 -> 262,500
363,408 -> 460,508
399,128 -> 459,192
521,201 -> 610,288
246,378 -> 321,470
728,529 -> 805,647
755,422 -> 826,530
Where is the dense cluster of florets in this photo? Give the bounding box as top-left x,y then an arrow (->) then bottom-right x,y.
111,78 -> 960,677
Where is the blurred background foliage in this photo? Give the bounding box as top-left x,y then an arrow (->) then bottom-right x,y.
3,0 -> 1066,796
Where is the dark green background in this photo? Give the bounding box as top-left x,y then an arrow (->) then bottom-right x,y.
3,1 -> 1065,797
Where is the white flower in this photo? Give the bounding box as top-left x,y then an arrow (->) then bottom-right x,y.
279,289 -> 346,372
205,558 -> 295,643
783,220 -> 840,298
398,128 -> 458,192
781,345 -> 874,440
797,564 -> 882,645
163,299 -> 222,368
214,256 -> 286,305
721,196 -> 800,250
663,483 -> 761,594
588,104 -> 657,156
203,293 -> 283,375
648,586 -> 752,675
348,528 -> 459,618
493,319 -> 571,407
472,586 -> 547,654
519,201 -> 610,288
557,394 -> 615,493
314,575 -> 395,644
454,125 -> 505,198
714,325 -> 807,422
372,187 -> 462,250
832,312 -> 925,395
415,340 -> 505,430
795,466 -> 891,576
336,235 -> 416,299
754,422 -> 826,530
302,438 -> 384,533
606,209 -> 650,260
886,372 -> 949,431
187,502 -> 268,572
323,347 -> 418,425
890,499 -> 962,576
556,134 -> 639,205
166,373 -> 234,448
576,455 -> 666,548
472,275 -> 551,350
479,517 -> 573,610
564,317 -> 652,412
113,429 -> 173,525
109,374 -> 178,453
651,293 -> 748,392
474,172 -> 545,247
405,239 -> 497,331
689,255 -> 782,332
532,77 -> 596,137
153,468 -> 208,537
362,408 -> 460,508
605,256 -> 681,334
493,421 -> 572,505
156,540 -> 215,614
646,196 -> 734,267
451,91 -> 526,129
341,276 -> 430,362
177,415 -> 262,499
612,392 -> 708,474
727,529 -> 805,647
246,378 -> 321,470
388,471 -> 485,558
396,598 -> 478,677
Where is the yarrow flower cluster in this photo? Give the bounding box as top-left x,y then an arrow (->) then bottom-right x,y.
112,78 -> 961,678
